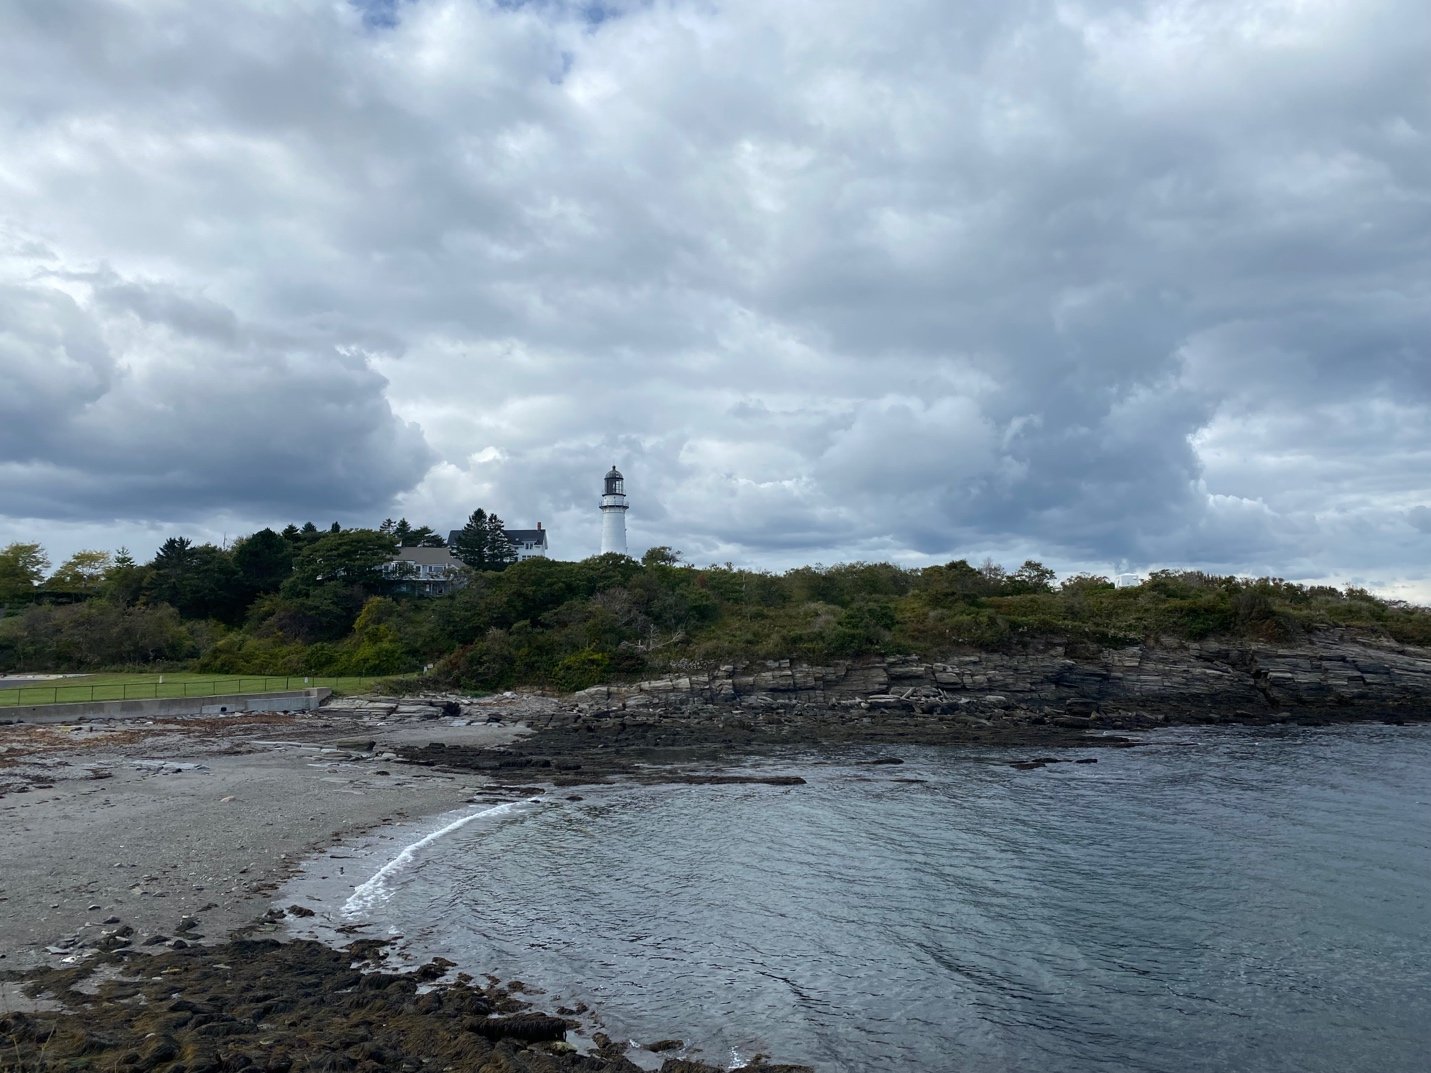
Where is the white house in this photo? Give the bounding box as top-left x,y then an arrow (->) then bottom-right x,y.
384,522 -> 550,596
504,523 -> 550,561
383,545 -> 466,596
442,522 -> 549,562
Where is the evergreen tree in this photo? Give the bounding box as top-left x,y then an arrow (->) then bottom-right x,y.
378,517 -> 445,547
404,525 -> 445,547
451,509 -> 516,571
101,547 -> 147,607
144,538 -> 245,622
233,528 -> 294,598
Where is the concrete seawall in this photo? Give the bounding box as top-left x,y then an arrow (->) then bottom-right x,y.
2,688 -> 332,725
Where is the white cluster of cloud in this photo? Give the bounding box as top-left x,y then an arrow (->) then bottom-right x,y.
1,0 -> 1427,593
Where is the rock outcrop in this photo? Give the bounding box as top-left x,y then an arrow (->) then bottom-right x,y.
567,630 -> 1431,731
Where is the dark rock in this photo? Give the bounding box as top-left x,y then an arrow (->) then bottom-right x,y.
96,930 -> 134,951
413,957 -> 456,982
669,775 -> 805,786
469,1014 -> 572,1041
391,633 -> 1431,789
139,1035 -> 180,1065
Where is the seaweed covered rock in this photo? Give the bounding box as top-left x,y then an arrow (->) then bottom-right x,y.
0,939 -> 810,1073
0,940 -> 584,1073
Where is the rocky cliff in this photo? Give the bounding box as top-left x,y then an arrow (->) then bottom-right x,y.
569,629 -> 1431,731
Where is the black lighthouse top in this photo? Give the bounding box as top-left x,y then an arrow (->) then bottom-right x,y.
604,465 -> 625,497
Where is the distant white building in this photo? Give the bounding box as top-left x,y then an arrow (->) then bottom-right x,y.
387,522 -> 550,596
1114,573 -> 1142,589
600,465 -> 629,556
442,523 -> 549,562
384,545 -> 465,596
503,524 -> 550,561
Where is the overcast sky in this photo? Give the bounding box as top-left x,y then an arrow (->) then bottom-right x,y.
2,0 -> 1428,594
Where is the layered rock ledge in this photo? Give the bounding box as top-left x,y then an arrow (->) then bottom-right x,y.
566,630 -> 1431,731
387,630 -> 1430,786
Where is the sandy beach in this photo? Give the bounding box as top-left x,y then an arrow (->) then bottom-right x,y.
0,694 -> 820,1073
0,696 -> 541,972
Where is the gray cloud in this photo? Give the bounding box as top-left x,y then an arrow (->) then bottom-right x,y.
0,0 -> 1428,594
0,255 -> 432,523
0,283 -> 113,458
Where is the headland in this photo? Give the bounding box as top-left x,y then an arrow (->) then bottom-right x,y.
3,629 -> 1429,1072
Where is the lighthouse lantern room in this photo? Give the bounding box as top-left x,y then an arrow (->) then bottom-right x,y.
599,464 -> 629,556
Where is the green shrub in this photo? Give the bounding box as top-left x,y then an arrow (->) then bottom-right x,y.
551,649 -> 612,692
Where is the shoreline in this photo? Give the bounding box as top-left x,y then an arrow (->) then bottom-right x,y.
0,705 -> 531,972
5,688 -> 1429,1073
0,693 -> 822,1073
5,690 -> 1424,964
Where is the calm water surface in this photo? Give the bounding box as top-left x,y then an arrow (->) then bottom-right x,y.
301,725 -> 1431,1072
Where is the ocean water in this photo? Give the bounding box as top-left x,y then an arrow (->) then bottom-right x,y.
292,725 -> 1431,1072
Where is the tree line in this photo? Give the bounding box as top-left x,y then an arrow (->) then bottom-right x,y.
3,530 -> 1429,686
0,509 -> 523,609
0,508 -> 523,671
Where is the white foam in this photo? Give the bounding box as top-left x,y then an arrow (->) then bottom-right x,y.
342,800 -> 530,917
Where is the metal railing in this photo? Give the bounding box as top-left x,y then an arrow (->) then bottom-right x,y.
0,676 -> 376,708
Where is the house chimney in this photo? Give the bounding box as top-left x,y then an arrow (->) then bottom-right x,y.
537,521 -> 542,530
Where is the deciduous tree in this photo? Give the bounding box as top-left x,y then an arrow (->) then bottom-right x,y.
283,530 -> 400,596
47,550 -> 113,595
1007,559 -> 1057,595
0,543 -> 50,604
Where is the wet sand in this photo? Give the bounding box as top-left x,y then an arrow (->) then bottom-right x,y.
0,703 -> 532,971
0,694 -> 818,1072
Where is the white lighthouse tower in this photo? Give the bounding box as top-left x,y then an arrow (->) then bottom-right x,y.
599,464 -> 629,556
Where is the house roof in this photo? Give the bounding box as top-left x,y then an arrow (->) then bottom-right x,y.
445,528 -> 548,546
390,546 -> 459,566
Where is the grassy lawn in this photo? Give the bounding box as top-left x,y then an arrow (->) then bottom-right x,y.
0,672 -> 380,708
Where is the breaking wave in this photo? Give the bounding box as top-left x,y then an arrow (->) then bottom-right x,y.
342,800 -> 535,918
